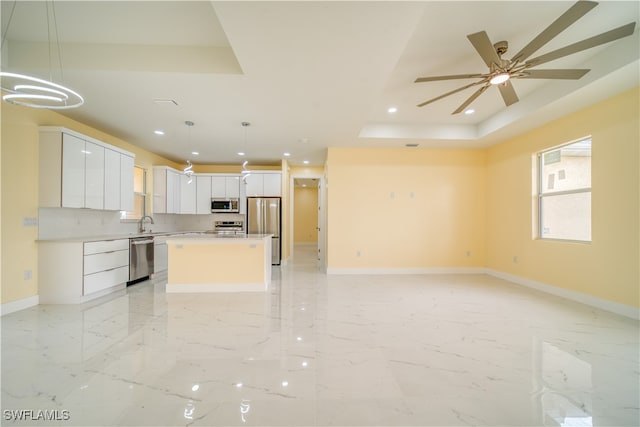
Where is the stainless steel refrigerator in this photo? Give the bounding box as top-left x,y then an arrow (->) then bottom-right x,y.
247,197 -> 281,265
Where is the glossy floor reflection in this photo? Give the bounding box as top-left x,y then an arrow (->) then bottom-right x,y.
2,245 -> 639,426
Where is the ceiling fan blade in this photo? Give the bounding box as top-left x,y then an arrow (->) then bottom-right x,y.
498,80 -> 519,106
415,73 -> 485,83
519,69 -> 590,79
467,31 -> 502,68
452,84 -> 490,114
525,22 -> 637,67
511,0 -> 598,62
417,79 -> 487,107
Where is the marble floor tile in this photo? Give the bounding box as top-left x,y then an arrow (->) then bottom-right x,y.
2,245 -> 638,426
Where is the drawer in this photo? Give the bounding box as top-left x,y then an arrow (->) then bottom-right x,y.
84,249 -> 129,275
83,266 -> 129,295
84,239 -> 129,255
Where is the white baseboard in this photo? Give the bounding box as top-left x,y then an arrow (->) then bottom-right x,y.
327,267 -> 486,275
166,283 -> 267,293
1,295 -> 39,316
486,269 -> 639,320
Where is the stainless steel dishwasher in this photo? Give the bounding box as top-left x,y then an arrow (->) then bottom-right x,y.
129,237 -> 154,283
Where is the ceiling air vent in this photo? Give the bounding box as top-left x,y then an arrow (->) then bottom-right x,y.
153,99 -> 178,106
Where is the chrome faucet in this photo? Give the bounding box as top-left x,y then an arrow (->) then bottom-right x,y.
138,215 -> 154,233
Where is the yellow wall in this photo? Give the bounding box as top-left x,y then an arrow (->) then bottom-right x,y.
486,87 -> 639,308
0,102 -> 178,304
294,186 -> 318,243
167,241 -> 265,285
326,147 -> 486,269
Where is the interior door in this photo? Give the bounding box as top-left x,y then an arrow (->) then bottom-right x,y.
318,176 -> 326,270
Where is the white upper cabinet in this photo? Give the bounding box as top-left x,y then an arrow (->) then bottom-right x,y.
166,169 -> 181,214
180,174 -> 197,214
40,127 -> 135,210
211,176 -> 226,198
61,133 -> 86,208
244,172 -> 281,197
120,154 -> 135,212
84,141 -> 105,210
196,176 -> 212,214
226,176 -> 241,198
263,173 -> 281,196
104,149 -> 121,210
154,166 -> 183,214
211,175 -> 240,199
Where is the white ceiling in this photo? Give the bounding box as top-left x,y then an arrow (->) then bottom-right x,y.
2,1 -> 638,167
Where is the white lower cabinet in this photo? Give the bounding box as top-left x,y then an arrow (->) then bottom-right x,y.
39,238 -> 129,304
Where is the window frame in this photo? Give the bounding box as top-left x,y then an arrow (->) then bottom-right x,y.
537,137 -> 592,243
120,165 -> 147,222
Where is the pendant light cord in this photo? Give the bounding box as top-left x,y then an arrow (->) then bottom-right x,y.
1,0 -> 17,51
2,0 -> 65,83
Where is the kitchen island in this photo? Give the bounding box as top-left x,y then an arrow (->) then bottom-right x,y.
165,234 -> 272,293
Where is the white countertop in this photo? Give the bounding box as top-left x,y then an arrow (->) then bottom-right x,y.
37,231 -> 215,243
166,234 -> 273,243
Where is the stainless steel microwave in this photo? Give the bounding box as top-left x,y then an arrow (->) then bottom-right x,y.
211,198 -> 239,213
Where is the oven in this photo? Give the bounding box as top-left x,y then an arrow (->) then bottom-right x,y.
214,220 -> 245,235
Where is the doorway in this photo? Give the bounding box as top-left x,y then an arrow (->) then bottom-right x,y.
289,174 -> 326,272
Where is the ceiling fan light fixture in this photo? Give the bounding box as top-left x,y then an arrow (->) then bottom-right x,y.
489,72 -> 510,85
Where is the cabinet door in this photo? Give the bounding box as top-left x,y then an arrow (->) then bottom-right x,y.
120,155 -> 134,212
180,174 -> 197,214
244,173 -> 263,197
166,170 -> 179,214
153,167 -> 167,214
263,173 -> 281,196
211,176 -> 226,198
84,141 -> 105,209
226,176 -> 240,198
104,149 -> 121,210
196,176 -> 212,214
62,133 -> 86,208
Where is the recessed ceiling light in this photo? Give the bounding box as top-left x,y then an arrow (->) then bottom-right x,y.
464,109 -> 475,115
303,160 -> 309,164
283,152 -> 291,157
387,106 -> 398,113
191,151 -> 199,156
154,130 -> 165,135
237,152 -> 245,156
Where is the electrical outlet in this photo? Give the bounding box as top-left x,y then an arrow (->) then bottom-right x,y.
513,255 -> 519,264
390,192 -> 395,199
24,270 -> 32,281
466,250 -> 471,257
356,250 -> 361,257
22,217 -> 38,227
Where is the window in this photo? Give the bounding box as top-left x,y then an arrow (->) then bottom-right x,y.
538,138 -> 591,242
120,166 -> 147,220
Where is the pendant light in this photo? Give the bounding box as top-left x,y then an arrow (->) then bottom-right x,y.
240,122 -> 252,184
0,0 -> 84,109
183,121 -> 195,184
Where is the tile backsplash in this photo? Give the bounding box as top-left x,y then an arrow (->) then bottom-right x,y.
38,208 -> 245,240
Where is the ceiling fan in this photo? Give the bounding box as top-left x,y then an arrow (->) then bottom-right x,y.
414,0 -> 637,114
